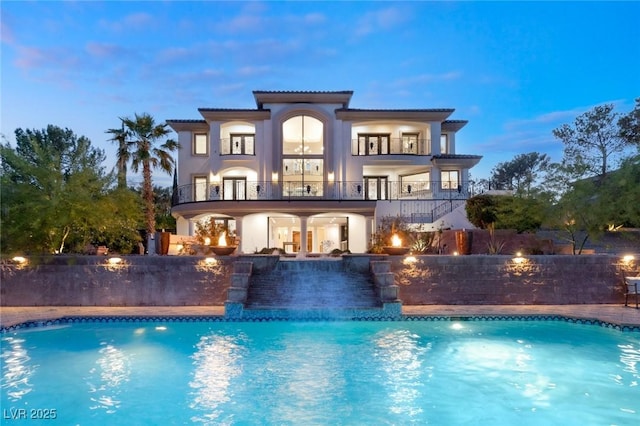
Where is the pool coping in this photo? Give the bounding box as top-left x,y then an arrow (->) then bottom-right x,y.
2,305 -> 640,333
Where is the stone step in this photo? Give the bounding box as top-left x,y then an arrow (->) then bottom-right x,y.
245,264 -> 379,310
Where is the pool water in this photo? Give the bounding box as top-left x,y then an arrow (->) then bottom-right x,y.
2,319 -> 639,425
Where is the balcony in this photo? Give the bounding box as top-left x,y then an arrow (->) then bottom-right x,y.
172,180 -> 473,206
351,138 -> 430,156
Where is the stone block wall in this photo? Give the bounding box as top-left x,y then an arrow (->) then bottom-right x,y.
0,255 -> 233,306
393,254 -> 629,305
0,254 -> 633,306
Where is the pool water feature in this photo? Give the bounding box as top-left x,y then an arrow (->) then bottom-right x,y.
1,319 -> 639,425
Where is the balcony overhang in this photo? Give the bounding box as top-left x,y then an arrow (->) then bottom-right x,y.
198,109 -> 271,121
336,108 -> 454,122
442,120 -> 468,132
253,91 -> 354,108
166,119 -> 209,132
431,154 -> 482,169
172,199 -> 378,218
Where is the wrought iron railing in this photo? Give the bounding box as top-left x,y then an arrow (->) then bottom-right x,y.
351,138 -> 431,155
172,180 -> 474,206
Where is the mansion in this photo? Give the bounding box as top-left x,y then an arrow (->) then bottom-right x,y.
167,91 -> 481,255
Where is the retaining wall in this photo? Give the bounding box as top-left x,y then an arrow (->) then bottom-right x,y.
0,254 -> 632,306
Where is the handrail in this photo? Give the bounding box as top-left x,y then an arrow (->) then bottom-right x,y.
172,180 -> 473,206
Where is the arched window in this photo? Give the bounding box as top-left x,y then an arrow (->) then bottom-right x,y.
282,115 -> 324,197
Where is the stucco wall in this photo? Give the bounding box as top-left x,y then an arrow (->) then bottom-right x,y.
0,254 -> 630,307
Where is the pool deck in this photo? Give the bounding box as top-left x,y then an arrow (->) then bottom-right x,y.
1,304 -> 640,329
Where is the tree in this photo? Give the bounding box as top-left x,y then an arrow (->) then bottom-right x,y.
119,113 -> 179,243
490,152 -> 550,196
619,97 -> 640,149
153,185 -> 176,232
106,120 -> 130,189
1,126 -> 112,253
466,194 -> 546,233
552,104 -> 626,179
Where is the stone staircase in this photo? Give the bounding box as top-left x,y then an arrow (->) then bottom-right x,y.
225,256 -> 401,320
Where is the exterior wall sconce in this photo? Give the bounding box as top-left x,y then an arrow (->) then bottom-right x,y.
215,185 -> 220,195
357,184 -> 362,194
256,184 -> 261,194
271,172 -> 278,183
306,185 -> 311,194
407,185 -> 412,194
328,172 -> 334,182
457,184 -> 462,193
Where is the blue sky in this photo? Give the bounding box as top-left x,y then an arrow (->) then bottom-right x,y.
2,1 -> 639,187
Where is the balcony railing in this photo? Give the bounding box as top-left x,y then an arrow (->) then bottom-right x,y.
172,180 -> 474,205
351,138 -> 430,155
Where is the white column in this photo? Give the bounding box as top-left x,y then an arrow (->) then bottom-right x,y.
188,219 -> 196,236
299,216 -> 308,257
234,216 -> 243,253
366,216 -> 373,251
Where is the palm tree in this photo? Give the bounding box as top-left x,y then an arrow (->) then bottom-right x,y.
106,120 -> 130,189
120,113 -> 179,246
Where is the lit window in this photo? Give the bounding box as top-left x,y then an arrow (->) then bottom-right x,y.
440,134 -> 449,154
194,134 -> 208,155
193,176 -> 208,201
225,134 -> 255,155
441,170 -> 459,189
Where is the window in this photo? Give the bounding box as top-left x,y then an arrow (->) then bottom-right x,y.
282,115 -> 324,196
401,172 -> 430,196
440,170 -> 459,190
193,134 -> 208,155
223,178 -> 246,200
364,176 -> 388,200
222,134 -> 254,155
354,134 -> 390,155
193,176 -> 208,201
440,134 -> 449,154
402,133 -> 419,154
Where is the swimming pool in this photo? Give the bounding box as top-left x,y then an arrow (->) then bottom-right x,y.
2,318 -> 639,425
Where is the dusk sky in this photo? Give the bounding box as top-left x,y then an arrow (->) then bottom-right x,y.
2,1 -> 639,187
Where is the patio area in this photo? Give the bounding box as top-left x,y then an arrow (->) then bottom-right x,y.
2,304 -> 639,329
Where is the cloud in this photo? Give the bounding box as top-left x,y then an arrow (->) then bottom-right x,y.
98,12 -> 155,33
238,65 -> 272,77
0,13 -> 16,45
85,42 -> 129,59
391,71 -> 463,88
354,6 -> 409,37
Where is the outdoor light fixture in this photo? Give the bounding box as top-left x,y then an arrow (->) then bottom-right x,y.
204,257 -> 216,265
512,252 -> 525,265
328,172 -> 334,182
11,256 -> 27,264
357,184 -> 362,194
256,184 -> 261,194
272,172 -> 278,183
107,257 -> 122,265
215,185 -> 220,195
623,254 -> 635,264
